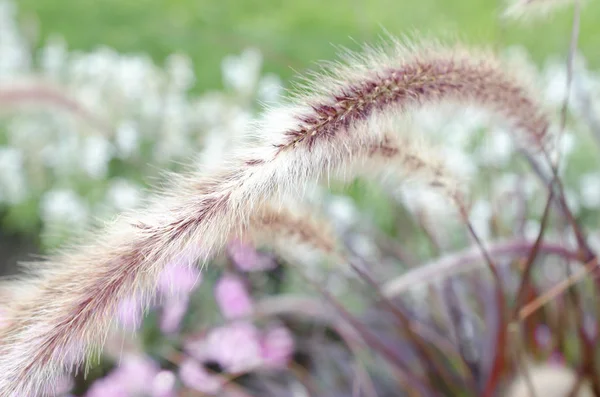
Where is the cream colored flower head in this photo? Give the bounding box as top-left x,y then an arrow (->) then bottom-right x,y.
505,363 -> 593,397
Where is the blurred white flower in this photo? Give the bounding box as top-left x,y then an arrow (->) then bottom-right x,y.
193,93 -> 229,127
543,61 -> 570,107
40,188 -> 88,226
469,199 -> 493,241
412,106 -> 447,133
441,147 -> 476,179
69,48 -> 115,88
257,73 -> 283,104
579,173 -> 600,209
493,173 -> 519,196
106,179 -> 141,210
73,83 -> 104,113
116,55 -> 157,101
222,47 -> 263,96
115,120 -> 140,158
0,146 -> 28,204
40,128 -> 80,176
166,53 -> 195,92
40,35 -> 67,79
151,370 -> 176,397
347,233 -> 379,260
81,134 -> 114,179
524,220 -> 541,240
477,127 -> 514,167
521,174 -> 542,199
0,1 -> 279,243
197,107 -> 253,167
0,0 -> 31,80
418,105 -> 486,149
399,184 -> 457,220
198,128 -> 230,167
7,117 -> 46,147
588,232 -> 600,253
564,187 -> 581,215
326,195 -> 359,230
549,130 -> 576,167
542,53 -> 588,111
229,108 -> 252,134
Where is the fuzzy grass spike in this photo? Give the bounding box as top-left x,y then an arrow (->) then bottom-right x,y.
0,39 -> 550,396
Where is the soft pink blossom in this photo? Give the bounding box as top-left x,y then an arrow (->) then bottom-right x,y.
86,354 -> 159,397
186,321 -> 263,373
160,297 -> 189,334
228,239 -> 276,272
35,375 -> 73,397
214,274 -> 253,319
260,325 -> 295,369
117,295 -> 144,331
179,358 -> 223,394
85,377 -> 128,397
158,260 -> 201,298
155,256 -> 201,335
115,354 -> 160,393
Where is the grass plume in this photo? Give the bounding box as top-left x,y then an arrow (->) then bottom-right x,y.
0,39 -> 551,396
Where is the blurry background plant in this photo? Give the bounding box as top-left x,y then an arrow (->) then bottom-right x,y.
3,0 -> 600,395
0,0 -> 282,257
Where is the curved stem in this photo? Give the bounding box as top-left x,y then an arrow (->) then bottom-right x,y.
383,239 -> 581,297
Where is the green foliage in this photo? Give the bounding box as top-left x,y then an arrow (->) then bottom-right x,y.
18,0 -> 600,92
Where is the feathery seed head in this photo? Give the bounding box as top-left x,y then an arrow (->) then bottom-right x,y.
0,39 -> 552,395
275,41 -> 550,154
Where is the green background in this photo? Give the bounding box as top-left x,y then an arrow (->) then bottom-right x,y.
17,0 -> 600,92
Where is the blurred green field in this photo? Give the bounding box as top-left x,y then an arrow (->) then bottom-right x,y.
17,0 -> 600,92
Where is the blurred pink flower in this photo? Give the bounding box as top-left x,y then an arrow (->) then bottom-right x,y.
85,377 -> 128,397
117,295 -> 144,331
215,274 -> 253,319
186,321 -> 263,373
228,239 -> 276,272
158,260 -> 201,298
117,354 -> 160,392
87,354 -> 159,397
116,258 -> 201,334
179,358 -> 223,395
160,297 -> 189,334
51,340 -> 85,371
260,325 -> 295,369
155,254 -> 201,334
35,375 -> 73,397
